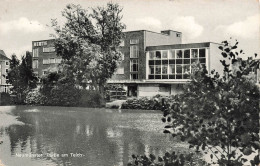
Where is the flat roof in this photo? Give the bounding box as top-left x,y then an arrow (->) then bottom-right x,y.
32,38 -> 55,42
123,29 -> 182,36
146,42 -> 221,51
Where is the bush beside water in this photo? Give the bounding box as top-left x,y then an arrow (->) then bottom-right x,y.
24,88 -> 102,107
121,95 -> 173,110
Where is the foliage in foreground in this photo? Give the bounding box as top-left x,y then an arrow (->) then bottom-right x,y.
161,40 -> 259,166
32,72 -> 102,107
128,152 -> 205,166
128,40 -> 259,166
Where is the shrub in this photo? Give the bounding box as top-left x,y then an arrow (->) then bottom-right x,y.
121,95 -> 173,110
128,151 -> 204,166
24,89 -> 44,105
79,90 -> 102,107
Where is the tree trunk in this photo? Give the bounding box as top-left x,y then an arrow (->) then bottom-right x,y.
99,82 -> 106,107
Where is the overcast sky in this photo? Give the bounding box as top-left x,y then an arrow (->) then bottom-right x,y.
0,0 -> 259,59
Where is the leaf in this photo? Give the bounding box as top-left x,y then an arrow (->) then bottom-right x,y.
163,130 -> 171,134
221,52 -> 228,58
210,154 -> 213,159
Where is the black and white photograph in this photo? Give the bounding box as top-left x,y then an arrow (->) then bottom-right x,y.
0,0 -> 259,165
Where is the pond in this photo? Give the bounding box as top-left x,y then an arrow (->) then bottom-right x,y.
0,106 -> 187,166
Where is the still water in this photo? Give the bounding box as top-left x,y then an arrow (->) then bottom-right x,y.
0,106 -> 187,166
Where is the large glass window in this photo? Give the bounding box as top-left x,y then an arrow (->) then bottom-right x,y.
130,59 -> 138,72
148,48 -> 207,80
130,45 -> 139,58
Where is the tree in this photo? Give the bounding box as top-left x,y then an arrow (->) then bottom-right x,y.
162,40 -> 259,166
7,52 -> 38,103
51,3 -> 125,100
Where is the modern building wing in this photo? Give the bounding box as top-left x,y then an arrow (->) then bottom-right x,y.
108,30 -> 223,97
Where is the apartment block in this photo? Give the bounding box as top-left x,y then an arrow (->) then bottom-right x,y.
32,39 -> 62,78
0,50 -> 11,93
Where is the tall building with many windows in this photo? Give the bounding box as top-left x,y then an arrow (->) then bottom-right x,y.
32,39 -> 62,78
0,50 -> 11,93
109,30 -> 222,97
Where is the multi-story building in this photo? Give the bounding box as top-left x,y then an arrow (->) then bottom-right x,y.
0,50 -> 11,93
109,30 -> 222,97
32,30 -> 224,97
32,39 -> 62,78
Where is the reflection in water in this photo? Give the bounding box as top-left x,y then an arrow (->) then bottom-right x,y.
0,106 -> 186,166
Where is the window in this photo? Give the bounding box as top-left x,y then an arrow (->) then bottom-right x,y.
43,70 -> 48,75
119,40 -> 125,47
162,65 -> 168,74
120,52 -> 124,60
32,60 -> 38,68
184,49 -> 190,58
199,49 -> 206,57
34,41 -> 47,46
130,45 -> 139,58
191,49 -> 198,58
55,59 -> 62,64
176,33 -> 181,37
5,69 -> 8,73
130,59 -> 138,72
43,47 -> 55,53
155,51 -> 161,59
50,58 -> 55,64
115,67 -> 124,74
149,52 -> 155,60
43,59 -> 50,64
176,50 -> 183,59
169,65 -> 175,74
162,51 -> 168,59
5,61 -> 8,65
130,39 -> 139,44
155,66 -> 161,74
149,66 -> 154,74
169,50 -> 175,59
33,48 -> 39,57
131,74 -> 138,80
